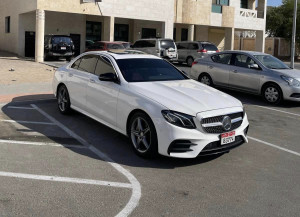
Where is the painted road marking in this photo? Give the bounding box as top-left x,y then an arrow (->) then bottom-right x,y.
248,136 -> 300,157
7,106 -> 36,110
0,171 -> 132,189
31,104 -> 141,217
1,120 -> 56,125
249,105 -> 300,117
0,139 -> 86,149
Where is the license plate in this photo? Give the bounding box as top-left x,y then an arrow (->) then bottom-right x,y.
221,131 -> 235,145
61,47 -> 66,50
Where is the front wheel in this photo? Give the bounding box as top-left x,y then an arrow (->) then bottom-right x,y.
262,84 -> 283,105
198,74 -> 213,87
187,57 -> 194,67
57,85 -> 72,114
129,112 -> 158,158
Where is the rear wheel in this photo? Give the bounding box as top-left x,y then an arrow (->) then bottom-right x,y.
129,112 -> 158,158
66,56 -> 72,62
198,74 -> 213,87
187,57 -> 194,67
57,85 -> 72,114
262,83 -> 283,105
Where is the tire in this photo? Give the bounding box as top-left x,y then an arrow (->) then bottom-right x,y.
198,73 -> 213,87
129,112 -> 158,158
66,56 -> 72,62
186,57 -> 194,67
57,85 -> 72,114
262,83 -> 283,105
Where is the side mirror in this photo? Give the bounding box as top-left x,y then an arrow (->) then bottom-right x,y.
99,73 -> 119,83
249,64 -> 260,70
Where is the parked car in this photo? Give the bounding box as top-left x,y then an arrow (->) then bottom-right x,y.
86,40 -> 95,48
131,38 -> 178,61
115,41 -> 131,49
44,35 -> 75,61
190,51 -> 300,104
85,41 -> 125,52
176,41 -> 219,67
53,51 -> 249,158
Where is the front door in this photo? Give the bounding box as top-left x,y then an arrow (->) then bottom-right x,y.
228,54 -> 261,93
87,55 -> 120,127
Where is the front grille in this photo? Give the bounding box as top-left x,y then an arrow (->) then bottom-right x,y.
201,112 -> 243,134
168,140 -> 197,154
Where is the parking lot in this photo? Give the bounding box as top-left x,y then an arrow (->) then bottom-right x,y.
0,81 -> 299,216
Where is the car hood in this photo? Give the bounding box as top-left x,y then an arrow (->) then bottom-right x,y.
129,80 -> 242,116
272,69 -> 300,79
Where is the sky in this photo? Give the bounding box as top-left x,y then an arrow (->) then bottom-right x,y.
267,0 -> 282,6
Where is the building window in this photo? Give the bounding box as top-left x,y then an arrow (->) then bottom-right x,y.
240,0 -> 248,9
181,28 -> 188,41
212,0 -> 229,13
5,16 -> 10,33
114,24 -> 129,42
86,21 -> 102,42
141,28 -> 156,39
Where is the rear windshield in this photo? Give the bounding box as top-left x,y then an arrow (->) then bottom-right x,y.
202,44 -> 218,51
52,37 -> 72,44
107,43 -> 125,49
160,40 -> 176,49
122,42 -> 131,49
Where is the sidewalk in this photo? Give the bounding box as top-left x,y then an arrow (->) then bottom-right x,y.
0,51 -> 55,103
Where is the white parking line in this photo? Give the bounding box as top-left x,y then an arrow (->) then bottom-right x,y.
0,139 -> 87,149
0,171 -> 132,189
249,105 -> 300,117
31,104 -> 141,217
248,136 -> 300,157
7,106 -> 36,110
1,120 -> 56,125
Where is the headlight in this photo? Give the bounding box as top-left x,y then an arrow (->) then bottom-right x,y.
161,110 -> 196,129
281,75 -> 300,87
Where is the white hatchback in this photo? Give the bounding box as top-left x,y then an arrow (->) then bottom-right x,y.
53,51 -> 249,158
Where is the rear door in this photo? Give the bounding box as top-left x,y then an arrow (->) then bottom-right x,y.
67,55 -> 98,110
228,54 -> 261,93
207,53 -> 233,87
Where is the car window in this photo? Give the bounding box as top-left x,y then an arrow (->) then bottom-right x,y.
133,41 -> 143,48
234,54 -> 256,68
94,56 -> 116,76
202,44 -> 218,51
160,40 -> 176,49
211,54 -> 232,65
107,43 -> 125,49
188,43 -> 198,50
71,58 -> 82,70
52,36 -> 72,44
116,58 -> 188,82
254,55 -> 289,69
91,42 -> 104,50
77,55 -> 98,73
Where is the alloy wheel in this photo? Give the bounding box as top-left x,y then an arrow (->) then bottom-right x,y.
58,87 -> 69,112
200,76 -> 211,86
130,117 -> 151,153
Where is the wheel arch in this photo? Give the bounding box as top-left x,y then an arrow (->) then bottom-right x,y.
126,109 -> 152,137
56,83 -> 67,98
261,81 -> 282,95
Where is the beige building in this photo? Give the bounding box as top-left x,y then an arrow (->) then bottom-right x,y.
0,0 -> 266,62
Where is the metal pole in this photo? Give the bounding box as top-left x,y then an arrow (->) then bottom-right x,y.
291,0 -> 297,68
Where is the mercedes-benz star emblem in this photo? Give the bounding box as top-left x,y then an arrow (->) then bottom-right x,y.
222,116 -> 232,131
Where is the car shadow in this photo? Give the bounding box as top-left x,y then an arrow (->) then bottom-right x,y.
1,95 -> 226,170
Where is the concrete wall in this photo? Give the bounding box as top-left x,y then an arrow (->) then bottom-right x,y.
208,28 -> 225,51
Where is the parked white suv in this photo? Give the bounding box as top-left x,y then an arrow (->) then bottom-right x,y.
132,38 -> 178,61
53,51 -> 249,158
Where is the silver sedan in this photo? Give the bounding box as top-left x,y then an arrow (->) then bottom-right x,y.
190,51 -> 300,104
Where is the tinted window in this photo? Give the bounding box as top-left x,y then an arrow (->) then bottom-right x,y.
95,56 -> 115,76
177,43 -> 188,49
202,44 -> 218,51
107,43 -> 125,49
122,42 -> 131,49
116,59 -> 188,82
77,55 -> 98,73
71,58 -> 82,70
91,42 -> 104,49
211,54 -> 232,65
234,54 -> 256,68
52,37 -> 72,44
188,43 -> 199,50
133,41 -> 143,48
160,40 -> 176,49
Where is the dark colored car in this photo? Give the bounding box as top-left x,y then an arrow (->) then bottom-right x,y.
85,41 -> 125,52
44,35 -> 75,61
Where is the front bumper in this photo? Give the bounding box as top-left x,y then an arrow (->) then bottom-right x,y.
154,108 -> 249,158
49,52 -> 74,57
282,85 -> 300,102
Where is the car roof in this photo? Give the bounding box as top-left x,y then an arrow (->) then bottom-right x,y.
94,41 -> 123,44
218,50 -> 267,56
136,38 -> 174,41
82,51 -> 161,60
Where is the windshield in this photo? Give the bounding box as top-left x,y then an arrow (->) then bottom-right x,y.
52,37 -> 72,44
160,40 -> 176,49
202,44 -> 218,51
122,43 -> 131,49
107,43 -> 125,49
116,59 -> 188,82
254,55 -> 289,69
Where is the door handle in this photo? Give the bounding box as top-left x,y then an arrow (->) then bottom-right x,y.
89,79 -> 96,83
232,70 -> 238,73
209,66 -> 214,69
68,73 -> 73,77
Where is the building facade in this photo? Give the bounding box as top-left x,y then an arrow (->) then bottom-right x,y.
0,0 -> 266,62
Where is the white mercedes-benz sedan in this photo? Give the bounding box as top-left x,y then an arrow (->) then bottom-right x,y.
53,51 -> 249,158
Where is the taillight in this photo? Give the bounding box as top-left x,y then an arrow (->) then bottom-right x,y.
216,50 -> 220,52
192,61 -> 197,67
198,49 -> 207,53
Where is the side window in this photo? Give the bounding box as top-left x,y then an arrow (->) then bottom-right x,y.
133,41 -> 142,48
176,43 -> 183,49
211,54 -> 232,65
94,56 -> 115,76
77,55 -> 98,73
71,58 -> 82,70
234,54 -> 256,68
145,40 -> 156,47
188,43 -> 198,50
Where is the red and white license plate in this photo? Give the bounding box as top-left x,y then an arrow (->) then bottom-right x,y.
221,131 -> 235,145
61,47 -> 66,50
